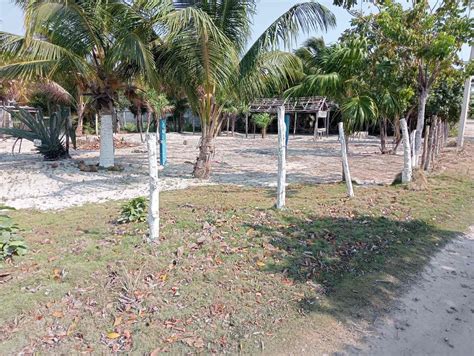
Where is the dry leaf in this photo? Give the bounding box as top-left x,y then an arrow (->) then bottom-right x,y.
113,316 -> 122,327
52,311 -> 64,318
106,332 -> 120,339
256,261 -> 266,268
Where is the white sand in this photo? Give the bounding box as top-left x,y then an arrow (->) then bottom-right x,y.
0,132 -> 403,210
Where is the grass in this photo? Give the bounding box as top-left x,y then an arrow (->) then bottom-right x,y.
0,148 -> 473,354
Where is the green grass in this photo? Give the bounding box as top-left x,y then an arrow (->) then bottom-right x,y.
0,169 -> 473,354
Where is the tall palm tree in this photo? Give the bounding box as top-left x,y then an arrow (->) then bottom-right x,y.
158,0 -> 336,178
0,0 -> 219,167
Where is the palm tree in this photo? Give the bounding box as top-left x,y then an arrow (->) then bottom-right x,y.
158,0 -> 336,178
1,0 -> 216,167
287,37 -> 378,139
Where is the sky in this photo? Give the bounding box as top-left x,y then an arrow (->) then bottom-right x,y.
0,0 -> 470,59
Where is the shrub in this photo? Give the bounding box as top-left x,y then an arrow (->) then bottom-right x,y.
0,205 -> 27,260
122,122 -> 138,133
0,108 -> 75,160
251,113 -> 274,138
118,197 -> 148,223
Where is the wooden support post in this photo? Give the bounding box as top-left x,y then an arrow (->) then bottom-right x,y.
338,122 -> 354,197
410,129 -> 417,168
245,113 -> 249,138
424,120 -> 435,171
457,46 -> 473,148
313,113 -> 319,141
421,125 -> 430,168
400,118 -> 412,183
276,105 -> 286,209
293,112 -> 297,136
192,116 -> 195,135
253,121 -> 256,139
147,133 -> 159,241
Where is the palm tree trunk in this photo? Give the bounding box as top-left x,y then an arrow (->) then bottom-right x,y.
380,117 -> 388,153
99,103 -> 115,168
75,91 -> 85,136
193,134 -> 215,179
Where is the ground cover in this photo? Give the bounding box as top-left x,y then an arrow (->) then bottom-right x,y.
0,143 -> 472,354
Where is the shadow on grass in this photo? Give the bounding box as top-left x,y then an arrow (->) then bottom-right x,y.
248,214 -> 459,317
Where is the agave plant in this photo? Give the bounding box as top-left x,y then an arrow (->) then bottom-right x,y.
0,108 -> 75,160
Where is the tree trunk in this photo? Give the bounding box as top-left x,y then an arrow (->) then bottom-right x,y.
75,91 -> 85,136
253,122 -> 256,139
95,113 -> 99,136
226,116 -> 230,135
262,126 -> 266,139
147,133 -> 159,241
380,117 -> 388,153
231,116 -> 235,137
193,135 -> 214,179
400,118 -> 412,183
414,87 -> 429,167
276,105 -> 286,209
99,112 -> 115,168
137,109 -> 144,143
338,122 -> 354,197
410,129 -> 416,169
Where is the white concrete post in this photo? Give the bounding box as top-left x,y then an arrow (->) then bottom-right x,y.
147,133 -> 159,241
400,118 -> 412,183
99,114 -> 115,168
276,105 -> 286,209
457,45 -> 473,148
338,122 -> 354,198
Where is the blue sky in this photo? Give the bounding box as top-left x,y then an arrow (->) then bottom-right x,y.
0,0 -> 470,59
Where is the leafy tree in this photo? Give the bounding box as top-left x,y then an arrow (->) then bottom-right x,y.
369,0 -> 472,163
158,0 -> 336,178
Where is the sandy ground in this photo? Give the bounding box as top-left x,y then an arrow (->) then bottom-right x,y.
0,132 -> 402,210
352,227 -> 474,356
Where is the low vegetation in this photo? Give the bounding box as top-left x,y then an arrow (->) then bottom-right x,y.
0,206 -> 27,260
0,145 -> 472,354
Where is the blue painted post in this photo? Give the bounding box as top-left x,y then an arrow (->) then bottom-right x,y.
159,118 -> 167,166
284,113 -> 290,148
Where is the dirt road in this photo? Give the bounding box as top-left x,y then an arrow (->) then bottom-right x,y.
355,227 -> 474,355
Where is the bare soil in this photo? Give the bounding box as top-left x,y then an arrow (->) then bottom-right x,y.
1,132 -> 402,210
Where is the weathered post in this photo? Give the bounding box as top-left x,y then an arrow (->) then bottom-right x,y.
293,112 -> 297,136
338,122 -> 354,197
245,113 -> 249,138
410,129 -> 417,168
400,118 -> 412,183
457,46 -> 473,148
276,105 -> 286,209
421,125 -> 430,168
147,133 -> 159,241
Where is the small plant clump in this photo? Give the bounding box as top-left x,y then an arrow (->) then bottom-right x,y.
0,205 -> 27,260
118,197 -> 148,223
251,113 -> 274,138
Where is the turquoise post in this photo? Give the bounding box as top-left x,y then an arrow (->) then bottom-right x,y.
159,118 -> 167,166
284,113 -> 290,148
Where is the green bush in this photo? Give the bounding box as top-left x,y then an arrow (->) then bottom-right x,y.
122,122 -> 138,133
0,206 -> 27,260
118,197 -> 148,223
0,108 -> 75,160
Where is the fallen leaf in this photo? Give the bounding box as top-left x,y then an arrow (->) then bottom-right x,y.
113,316 -> 122,327
106,332 -> 120,339
52,311 -> 64,318
256,261 -> 266,268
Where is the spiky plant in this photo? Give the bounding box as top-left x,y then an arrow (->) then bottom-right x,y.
0,108 -> 74,160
